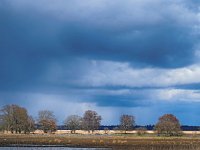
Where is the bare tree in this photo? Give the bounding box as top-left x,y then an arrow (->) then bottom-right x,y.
64,115 -> 82,134
38,110 -> 57,133
24,116 -> 35,134
14,105 -> 29,133
82,110 -> 101,133
0,114 -> 4,131
120,114 -> 135,134
0,104 -> 34,134
155,114 -> 182,136
0,105 -> 15,133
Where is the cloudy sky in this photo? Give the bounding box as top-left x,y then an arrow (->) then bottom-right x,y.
1,0 -> 200,125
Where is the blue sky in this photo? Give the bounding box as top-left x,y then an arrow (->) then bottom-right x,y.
1,0 -> 200,125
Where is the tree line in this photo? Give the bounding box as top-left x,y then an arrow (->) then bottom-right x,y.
0,104 -> 182,136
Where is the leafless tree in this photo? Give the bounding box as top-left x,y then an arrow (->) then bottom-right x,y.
82,110 -> 101,133
64,115 -> 82,134
120,114 -> 135,134
0,104 -> 34,134
24,116 -> 35,134
0,105 -> 15,133
155,114 -> 182,136
38,110 -> 57,133
0,114 -> 4,131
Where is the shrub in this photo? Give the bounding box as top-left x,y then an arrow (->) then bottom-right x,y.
136,127 -> 147,136
104,127 -> 109,134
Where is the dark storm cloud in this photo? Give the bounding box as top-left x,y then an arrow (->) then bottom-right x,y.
0,0 -> 199,76
0,0 -> 200,113
62,24 -> 196,68
0,1 -> 87,90
0,2 -> 56,90
92,95 -> 150,107
176,83 -> 200,90
59,0 -> 199,68
0,1 -> 198,90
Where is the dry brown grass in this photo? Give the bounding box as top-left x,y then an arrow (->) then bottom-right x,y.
1,134 -> 200,149
3,129 -> 200,135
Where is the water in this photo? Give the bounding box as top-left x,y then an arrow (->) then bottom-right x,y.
0,148 -> 109,150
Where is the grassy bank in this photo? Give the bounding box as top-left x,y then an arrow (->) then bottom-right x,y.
1,134 -> 200,149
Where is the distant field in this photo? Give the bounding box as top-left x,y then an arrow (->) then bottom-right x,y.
1,133 -> 200,149
34,129 -> 200,135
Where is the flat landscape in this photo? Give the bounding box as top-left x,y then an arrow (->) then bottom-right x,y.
1,133 -> 200,150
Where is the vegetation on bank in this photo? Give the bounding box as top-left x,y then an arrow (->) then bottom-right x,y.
1,134 -> 200,149
0,104 -> 184,136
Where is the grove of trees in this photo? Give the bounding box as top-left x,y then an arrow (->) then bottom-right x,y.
0,104 -> 185,136
0,105 -> 35,134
